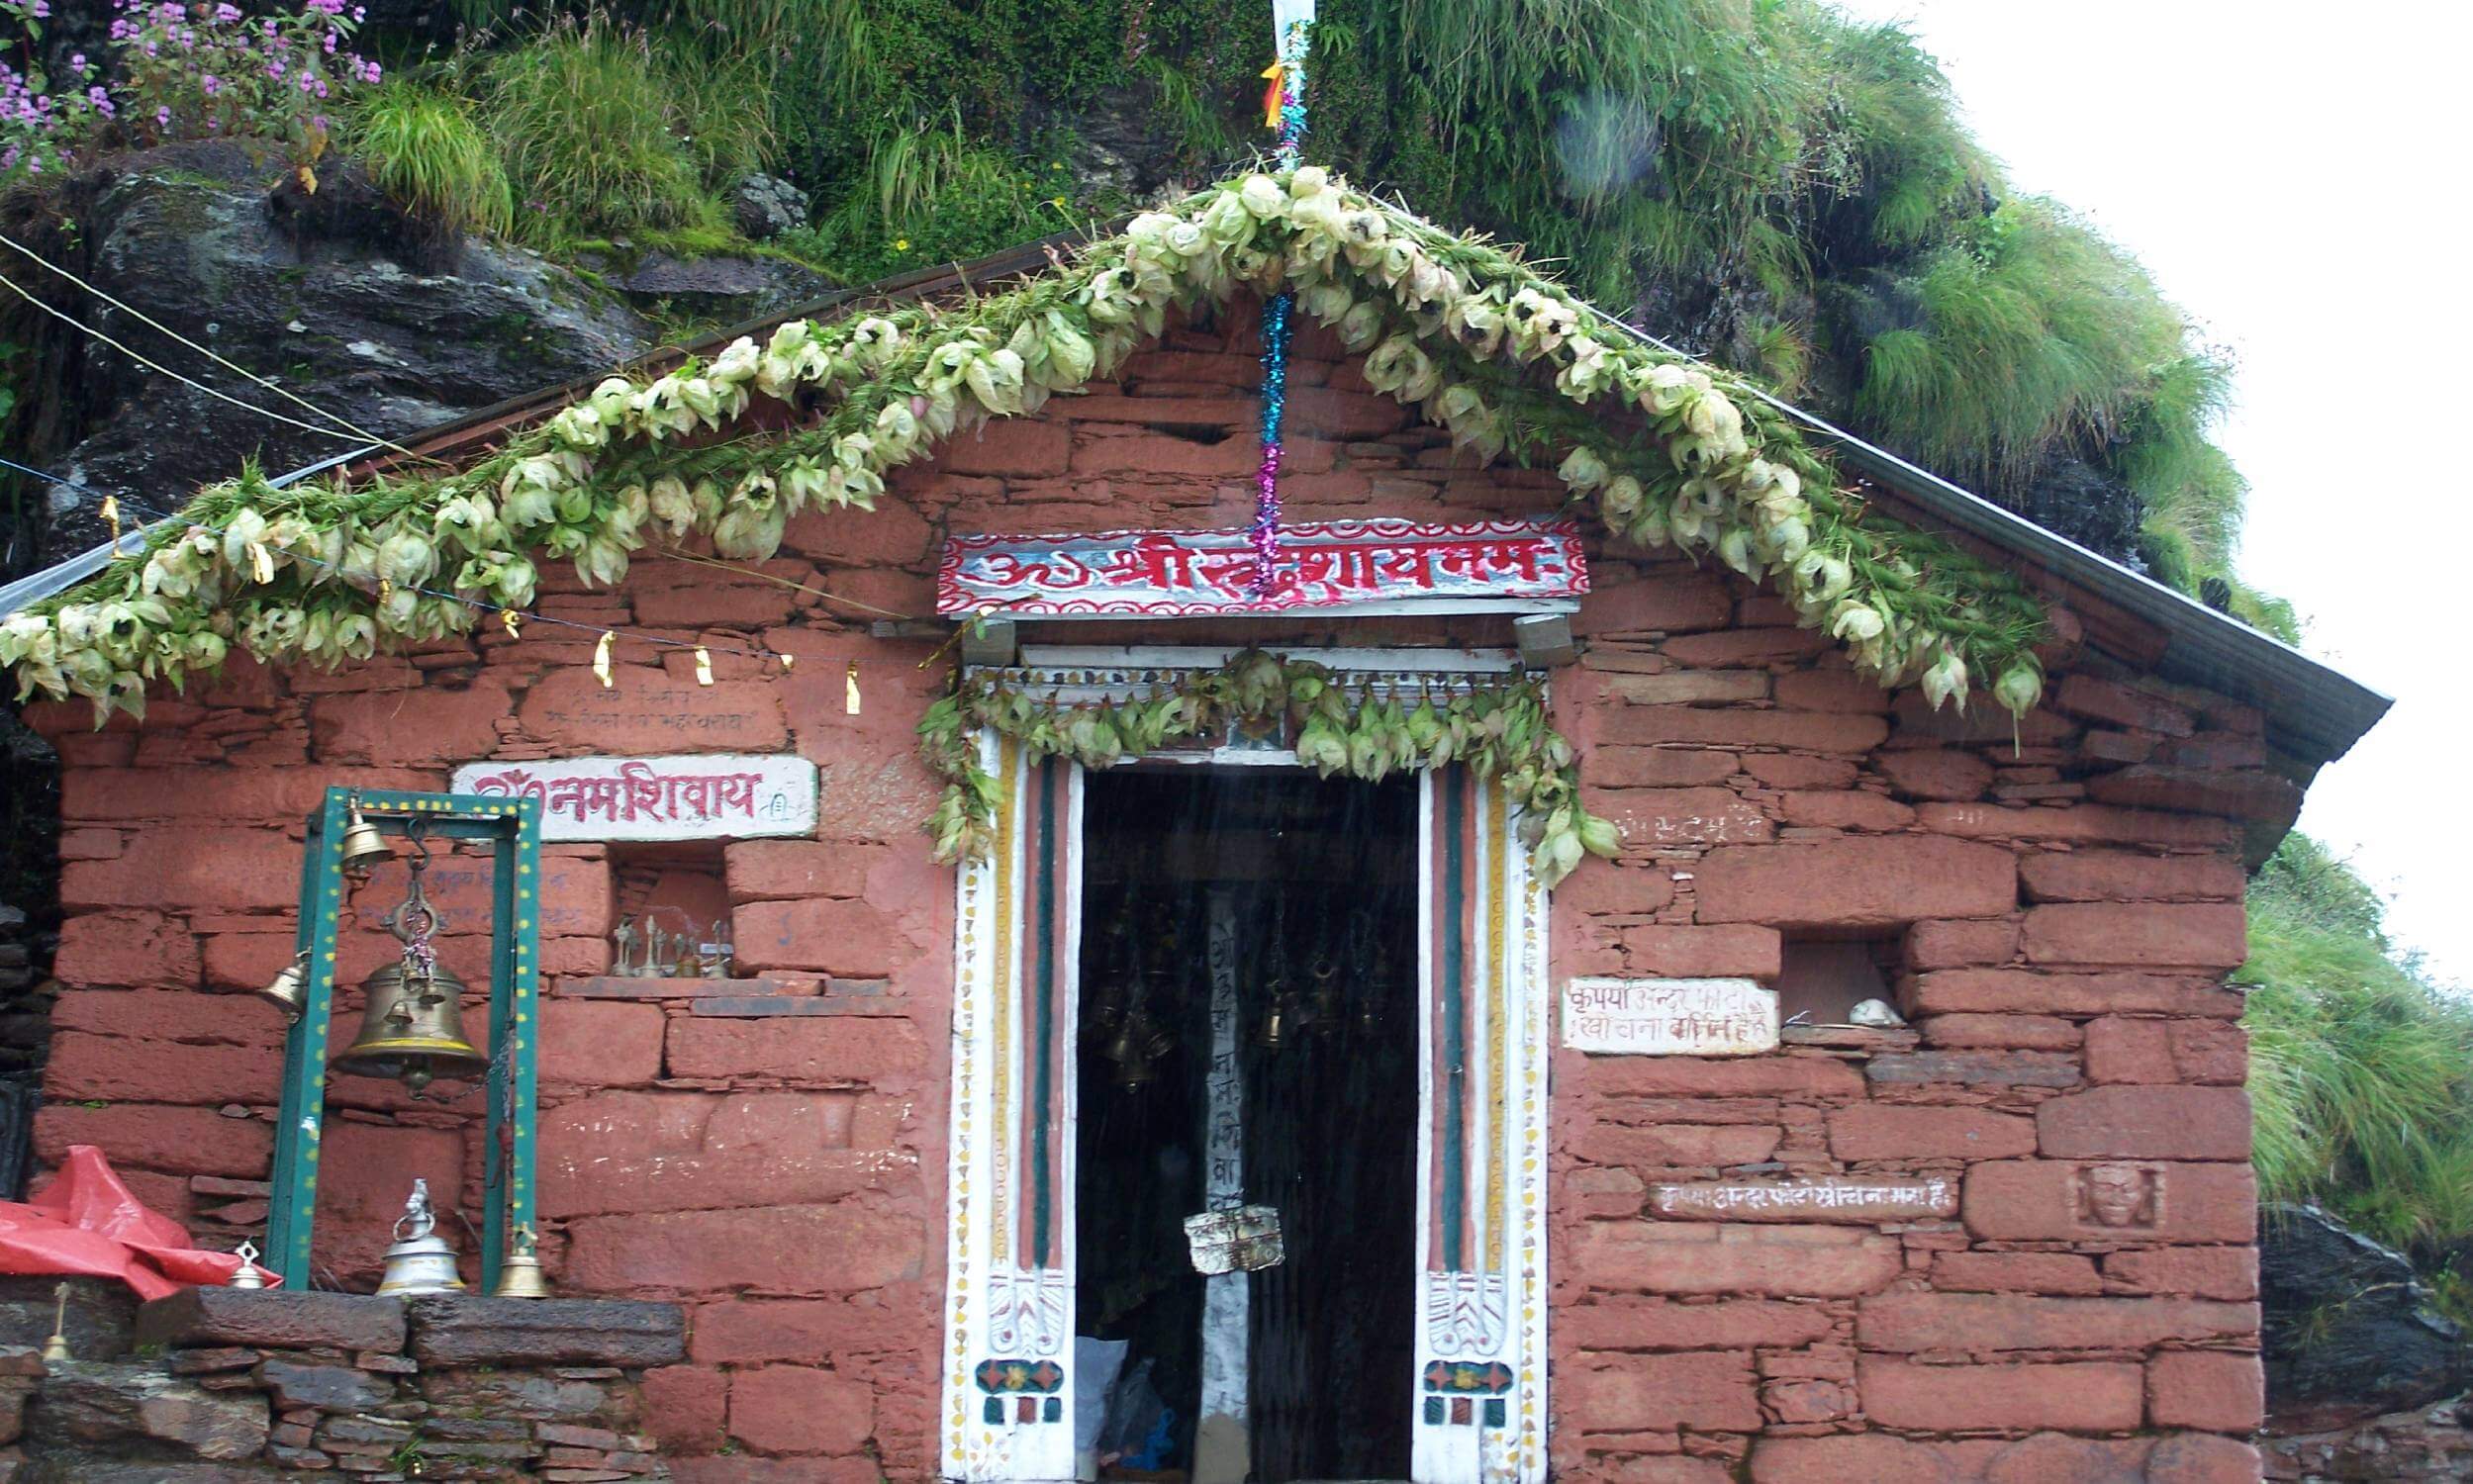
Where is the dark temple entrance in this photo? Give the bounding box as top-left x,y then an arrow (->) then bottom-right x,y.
1076,768 -> 1419,1482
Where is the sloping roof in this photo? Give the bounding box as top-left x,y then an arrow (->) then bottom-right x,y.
1,177 -> 2387,769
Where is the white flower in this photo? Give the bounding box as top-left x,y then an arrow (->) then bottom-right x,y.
547,405 -> 608,450
1920,648 -> 1970,712
1829,601 -> 1885,642
709,336 -> 761,385
1994,662 -> 2044,716
1238,173 -> 1287,219
1557,446 -> 1611,491
1287,164 -> 1330,198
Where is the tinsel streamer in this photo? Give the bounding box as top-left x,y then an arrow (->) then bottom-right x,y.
1248,16 -> 1313,598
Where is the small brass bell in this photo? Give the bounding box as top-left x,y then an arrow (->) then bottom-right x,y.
492,1223 -> 551,1300
227,1240 -> 269,1289
255,951 -> 309,1022
375,1178 -> 465,1296
40,1282 -> 69,1363
335,802 -> 394,879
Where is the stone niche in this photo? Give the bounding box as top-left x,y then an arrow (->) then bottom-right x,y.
0,1288 -> 685,1480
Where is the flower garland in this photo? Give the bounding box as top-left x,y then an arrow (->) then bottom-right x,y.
917,648 -> 1615,885
0,166 -> 2052,855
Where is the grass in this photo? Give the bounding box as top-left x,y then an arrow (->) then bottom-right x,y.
2242,835 -> 2473,1316
476,14 -> 771,251
346,83 -> 514,240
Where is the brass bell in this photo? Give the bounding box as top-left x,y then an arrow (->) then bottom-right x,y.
227,1240 -> 269,1289
375,1178 -> 465,1296
335,954 -> 488,1095
255,951 -> 309,1022
492,1223 -> 551,1300
335,802 -> 394,879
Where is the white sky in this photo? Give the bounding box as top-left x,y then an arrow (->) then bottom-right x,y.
1832,0 -> 2472,988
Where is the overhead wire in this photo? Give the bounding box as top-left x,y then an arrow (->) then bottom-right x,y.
0,267 -> 368,442
0,231 -> 431,462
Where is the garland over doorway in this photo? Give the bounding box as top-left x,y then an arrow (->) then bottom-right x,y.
4,168 -> 2049,731
916,648 -> 1614,886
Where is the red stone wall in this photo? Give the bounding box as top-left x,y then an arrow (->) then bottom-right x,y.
22,308 -> 2296,1480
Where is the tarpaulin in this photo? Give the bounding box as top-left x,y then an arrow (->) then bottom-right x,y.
0,1145 -> 277,1300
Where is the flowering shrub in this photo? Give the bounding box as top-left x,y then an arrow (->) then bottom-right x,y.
1,0 -> 113,183
113,0 -> 379,158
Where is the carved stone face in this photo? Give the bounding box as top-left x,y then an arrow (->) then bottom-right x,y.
2078,1164 -> 2157,1228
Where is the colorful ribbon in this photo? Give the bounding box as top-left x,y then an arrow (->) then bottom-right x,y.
1249,17 -> 1313,599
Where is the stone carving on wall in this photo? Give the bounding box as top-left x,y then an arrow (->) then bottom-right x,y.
2076,1163 -> 2162,1230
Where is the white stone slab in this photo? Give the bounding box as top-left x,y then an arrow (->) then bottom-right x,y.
1561,976 -> 1779,1056
451,754 -> 816,842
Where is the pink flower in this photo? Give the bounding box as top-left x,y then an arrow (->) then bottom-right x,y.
155,105 -> 170,127
201,73 -> 219,94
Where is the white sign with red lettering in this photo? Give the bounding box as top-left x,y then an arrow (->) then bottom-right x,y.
937,517 -> 1587,618
451,754 -> 816,842
1562,976 -> 1778,1056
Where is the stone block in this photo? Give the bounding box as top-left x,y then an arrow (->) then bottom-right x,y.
138,1289 -> 407,1353
2087,764 -> 2304,825
1605,707 -> 1889,754
1573,1223 -> 1903,1298
1611,925 -> 1781,979
27,1363 -> 271,1459
2053,676 -> 2196,736
2019,851 -> 2245,903
1903,918 -> 2021,971
1599,672 -> 1770,705
1916,801 -> 2235,849
35,1104 -> 273,1179
1961,1159 -> 2256,1244
1855,1291 -> 2258,1353
731,898 -> 919,978
2147,1348 -> 2263,1433
420,1367 -> 629,1425
1874,750 -> 1994,801
2022,902 -> 2249,970
1827,1104 -> 2038,1161
1904,969 -> 2244,1019
540,1000 -> 667,1089
1917,1013 -> 2079,1051
1572,578 -> 1735,636
61,827 -> 301,912
563,1204 -> 925,1298
723,840 -> 876,902
1862,1050 -> 2081,1088
2037,1085 -> 2252,1159
1579,1057 -> 1862,1101
312,676 -> 513,765
255,1357 -> 393,1412
665,1016 -> 923,1085
1562,1351 -> 1760,1431
1579,1123 -> 1783,1170
1743,754 -> 1857,789
641,1363 -> 731,1454
53,913 -> 201,989
1554,1298 -> 1838,1353
46,1032 -> 280,1106
1588,747 -> 1741,789
1855,1356 -> 2142,1432
1692,837 -> 2017,928
727,1363 -> 875,1456
519,669 -> 788,755
1589,788 -> 1772,849
1774,790 -> 1915,831
1771,669 -> 1891,713
406,1296 -> 686,1367
539,1091 -> 879,1219
2145,1434 -> 2264,1483
2104,1247 -> 2258,1301
1930,1252 -> 2104,1296
2084,1018 -> 2247,1085
1555,861 -> 1677,918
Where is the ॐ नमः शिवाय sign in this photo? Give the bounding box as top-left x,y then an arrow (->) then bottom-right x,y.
450,754 -> 817,842
1561,976 -> 1780,1057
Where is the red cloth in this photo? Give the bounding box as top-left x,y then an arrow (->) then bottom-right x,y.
0,1145 -> 278,1300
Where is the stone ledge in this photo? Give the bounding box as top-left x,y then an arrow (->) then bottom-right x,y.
136,1289 -> 406,1355
561,975 -> 812,1000
405,1295 -> 685,1368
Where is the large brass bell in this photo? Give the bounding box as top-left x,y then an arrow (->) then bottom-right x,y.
255,950 -> 309,1022
336,834 -> 487,1095
335,800 -> 394,879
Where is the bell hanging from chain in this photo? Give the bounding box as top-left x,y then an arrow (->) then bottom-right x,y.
335,800 -> 394,880
336,830 -> 487,1096
375,1178 -> 465,1296
492,1223 -> 552,1300
255,950 -> 309,1022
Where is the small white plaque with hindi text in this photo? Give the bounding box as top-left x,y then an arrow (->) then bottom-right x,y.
1562,976 -> 1778,1057
451,754 -> 816,842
